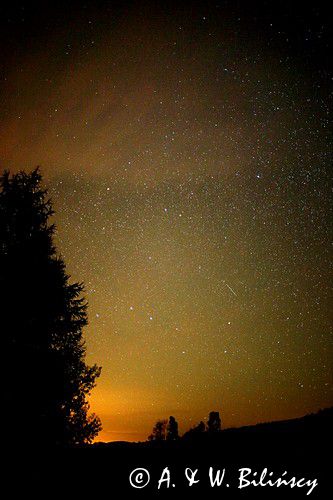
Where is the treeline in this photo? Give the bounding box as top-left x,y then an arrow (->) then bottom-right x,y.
148,411 -> 222,441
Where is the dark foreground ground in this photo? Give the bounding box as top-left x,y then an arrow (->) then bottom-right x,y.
6,408 -> 332,499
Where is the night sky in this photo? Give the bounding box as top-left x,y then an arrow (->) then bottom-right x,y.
1,1 -> 332,442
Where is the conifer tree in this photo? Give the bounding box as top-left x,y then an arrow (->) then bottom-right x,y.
0,168 -> 101,446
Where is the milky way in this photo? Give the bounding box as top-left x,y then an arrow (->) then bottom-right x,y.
1,1 -> 332,441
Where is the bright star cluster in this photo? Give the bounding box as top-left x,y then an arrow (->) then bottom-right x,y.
0,1 -> 332,441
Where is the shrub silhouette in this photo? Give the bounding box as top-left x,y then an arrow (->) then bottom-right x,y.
182,420 -> 206,439
0,168 -> 101,446
183,411 -> 221,439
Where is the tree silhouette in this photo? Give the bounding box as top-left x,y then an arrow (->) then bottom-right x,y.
207,411 -> 222,433
0,169 -> 101,446
148,419 -> 167,441
166,416 -> 179,440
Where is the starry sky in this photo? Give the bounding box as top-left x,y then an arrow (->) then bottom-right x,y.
1,1 -> 332,442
